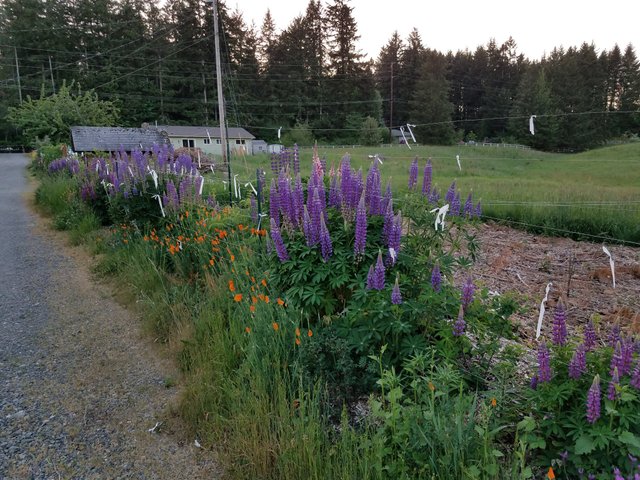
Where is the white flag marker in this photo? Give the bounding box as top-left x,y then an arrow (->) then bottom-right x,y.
152,194 -> 165,217
536,282 -> 552,340
529,115 -> 537,135
602,245 -> 616,288
429,204 -> 450,231
456,154 -> 461,171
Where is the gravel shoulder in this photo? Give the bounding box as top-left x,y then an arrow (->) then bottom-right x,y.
0,154 -> 219,479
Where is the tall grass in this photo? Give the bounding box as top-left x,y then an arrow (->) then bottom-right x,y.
234,143 -> 640,243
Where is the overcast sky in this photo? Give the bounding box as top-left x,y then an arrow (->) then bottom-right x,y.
229,0 -> 639,61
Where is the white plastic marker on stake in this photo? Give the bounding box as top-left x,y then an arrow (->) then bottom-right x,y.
245,181 -> 258,196
456,154 -> 461,171
406,124 -> 417,143
602,245 -> 616,288
197,150 -> 201,168
233,174 -> 240,199
536,282 -> 552,340
148,169 -> 158,189
429,204 -> 450,231
152,194 -> 165,217
257,213 -> 268,231
399,126 -> 412,150
278,127 -> 282,140
198,175 -> 204,196
529,115 -> 537,135
388,247 -> 397,263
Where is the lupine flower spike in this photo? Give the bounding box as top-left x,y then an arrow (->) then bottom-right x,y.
552,301 -> 568,346
607,366 -> 620,401
461,276 -> 475,310
586,375 -> 601,424
391,275 -> 402,305
569,343 -> 587,379
431,264 -> 442,293
537,342 -> 552,383
584,320 -> 597,351
453,305 -> 466,337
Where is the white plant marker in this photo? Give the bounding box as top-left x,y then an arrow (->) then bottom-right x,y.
406,124 -> 417,143
148,169 -> 158,189
536,282 -> 552,340
152,194 -> 165,217
602,245 -> 616,288
388,247 -> 397,263
198,175 -> 204,196
456,154 -> 461,171
245,181 -> 258,196
400,126 -> 411,150
278,127 -> 282,140
429,204 -> 450,231
233,174 -> 240,199
197,150 -> 201,168
529,115 -> 537,135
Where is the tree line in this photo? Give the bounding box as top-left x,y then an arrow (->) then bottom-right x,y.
1,0 -> 638,150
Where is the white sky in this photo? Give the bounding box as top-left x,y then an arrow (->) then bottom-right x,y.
230,0 -> 639,61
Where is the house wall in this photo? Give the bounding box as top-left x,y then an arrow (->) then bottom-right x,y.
168,137 -> 254,156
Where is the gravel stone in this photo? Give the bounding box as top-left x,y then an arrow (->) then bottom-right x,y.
0,154 -> 220,479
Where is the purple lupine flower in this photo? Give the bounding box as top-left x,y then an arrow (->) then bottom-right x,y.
431,264 -> 442,293
270,218 -> 289,262
428,187 -> 440,205
584,320 -> 597,351
292,174 -> 305,227
319,215 -> 333,262
445,181 -> 457,204
328,171 -> 341,208
370,251 -> 386,291
463,193 -> 474,217
474,201 -> 482,218
408,157 -> 419,190
380,180 -> 392,215
366,265 -> 375,290
293,143 -> 300,176
250,194 -> 258,224
269,179 -> 280,227
453,305 -> 466,337
461,277 -> 475,310
302,205 -> 314,247
391,276 -> 402,305
451,193 -> 461,216
165,180 -> 179,211
608,324 -> 621,347
552,302 -> 568,346
607,367 -> 620,401
621,339 -> 635,376
610,341 -> 624,376
569,344 -> 587,379
586,375 -> 601,424
537,342 -> 552,383
422,159 -> 432,196
388,211 -> 402,257
354,192 -> 367,258
530,374 -> 539,390
365,162 -> 381,215
382,200 -> 394,244
613,468 -> 625,480
278,171 -> 294,224
631,360 -> 640,389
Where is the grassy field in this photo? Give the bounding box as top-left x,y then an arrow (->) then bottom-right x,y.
230,142 -> 640,244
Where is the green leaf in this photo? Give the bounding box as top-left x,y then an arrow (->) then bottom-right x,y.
491,449 -> 504,458
575,435 -> 596,455
618,432 -> 640,455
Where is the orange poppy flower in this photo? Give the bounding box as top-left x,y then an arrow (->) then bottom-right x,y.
209,258 -> 215,266
261,279 -> 267,287
251,296 -> 257,304
228,280 -> 235,292
249,305 -> 256,313
295,328 -> 301,337
264,296 -> 270,304
234,293 -> 243,302
244,326 -> 251,334
295,338 -> 301,346
307,329 -> 313,337
547,467 -> 555,479
272,322 -> 279,331
277,298 -> 285,306
491,398 -> 497,407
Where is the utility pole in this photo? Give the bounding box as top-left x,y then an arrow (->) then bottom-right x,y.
202,60 -> 209,124
14,47 -> 22,104
207,0 -> 232,205
158,55 -> 164,120
389,62 -> 394,140
48,56 -> 55,93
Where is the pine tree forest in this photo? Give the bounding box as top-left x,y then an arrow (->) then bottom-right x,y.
1,0 -> 638,150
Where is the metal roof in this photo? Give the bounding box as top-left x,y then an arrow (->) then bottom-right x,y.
153,125 -> 255,140
70,126 -> 168,152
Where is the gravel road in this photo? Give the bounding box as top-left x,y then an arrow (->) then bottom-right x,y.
0,153 -> 219,479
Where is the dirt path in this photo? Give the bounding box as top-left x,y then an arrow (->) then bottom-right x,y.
0,154 -> 219,479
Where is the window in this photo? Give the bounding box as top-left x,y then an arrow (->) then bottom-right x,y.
182,139 -> 195,148
235,139 -> 246,145
203,138 -> 211,145
216,139 -> 221,144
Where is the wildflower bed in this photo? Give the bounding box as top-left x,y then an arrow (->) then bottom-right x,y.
32,145 -> 640,480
